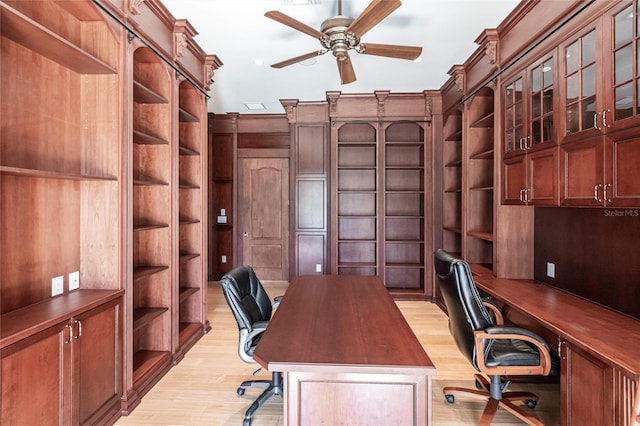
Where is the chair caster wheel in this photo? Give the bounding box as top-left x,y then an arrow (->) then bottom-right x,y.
237,387 -> 245,396
526,399 -> 537,409
445,394 -> 455,404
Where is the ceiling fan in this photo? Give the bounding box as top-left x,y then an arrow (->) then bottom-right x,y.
265,0 -> 422,84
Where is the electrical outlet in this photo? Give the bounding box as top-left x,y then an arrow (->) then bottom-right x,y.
315,263 -> 322,273
52,276 -> 64,296
221,255 -> 227,263
546,262 -> 556,278
69,271 -> 80,291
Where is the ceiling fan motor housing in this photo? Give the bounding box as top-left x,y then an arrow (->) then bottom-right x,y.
320,15 -> 358,60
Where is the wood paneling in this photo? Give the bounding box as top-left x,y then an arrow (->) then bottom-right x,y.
534,207 -> 640,319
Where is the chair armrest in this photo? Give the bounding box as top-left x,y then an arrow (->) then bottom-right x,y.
482,298 -> 504,325
238,323 -> 269,363
273,296 -> 283,310
473,326 -> 552,376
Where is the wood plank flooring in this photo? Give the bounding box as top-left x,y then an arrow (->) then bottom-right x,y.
116,282 -> 560,425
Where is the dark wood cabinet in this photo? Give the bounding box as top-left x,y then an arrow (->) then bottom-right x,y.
559,341 -> 638,426
559,0 -> 640,207
284,101 -> 330,277
502,54 -> 559,206
1,292 -> 123,426
1,0 -> 217,421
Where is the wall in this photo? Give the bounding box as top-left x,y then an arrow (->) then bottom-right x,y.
534,207 -> 640,319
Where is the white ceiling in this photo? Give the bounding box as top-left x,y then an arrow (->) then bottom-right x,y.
161,0 -> 520,114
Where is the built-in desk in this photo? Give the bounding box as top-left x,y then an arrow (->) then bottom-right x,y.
253,275 -> 436,426
470,264 -> 640,426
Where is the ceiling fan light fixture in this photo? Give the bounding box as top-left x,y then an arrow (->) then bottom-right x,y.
265,0 -> 418,84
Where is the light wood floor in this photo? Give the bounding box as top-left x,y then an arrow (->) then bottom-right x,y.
117,282 -> 560,425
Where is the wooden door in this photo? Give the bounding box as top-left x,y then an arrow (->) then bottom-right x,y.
238,158 -> 289,280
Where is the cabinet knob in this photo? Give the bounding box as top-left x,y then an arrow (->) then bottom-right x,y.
593,112 -> 601,131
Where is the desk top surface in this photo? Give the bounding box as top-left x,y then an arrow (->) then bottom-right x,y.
253,275 -> 435,375
471,265 -> 640,378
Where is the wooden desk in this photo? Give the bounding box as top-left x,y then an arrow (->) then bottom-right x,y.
253,275 -> 436,426
470,265 -> 640,426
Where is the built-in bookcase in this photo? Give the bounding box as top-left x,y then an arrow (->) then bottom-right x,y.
131,46 -> 173,386
0,1 -> 123,423
335,122 -> 378,276
383,122 -> 426,291
442,111 -> 463,258
177,81 -> 205,350
465,87 -> 495,268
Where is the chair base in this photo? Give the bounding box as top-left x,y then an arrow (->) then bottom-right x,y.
443,374 -> 543,426
238,371 -> 283,426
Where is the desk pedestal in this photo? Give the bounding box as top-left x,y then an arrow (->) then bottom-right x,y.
284,368 -> 431,426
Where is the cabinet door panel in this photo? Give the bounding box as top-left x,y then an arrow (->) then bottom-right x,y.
1,324 -> 66,425
528,147 -> 559,205
562,344 -> 613,425
609,133 -> 640,206
503,155 -> 526,204
560,137 -> 604,206
75,300 -> 122,424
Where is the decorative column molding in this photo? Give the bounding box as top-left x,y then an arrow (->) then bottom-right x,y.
129,0 -> 145,15
326,91 -> 340,116
175,33 -> 187,57
204,54 -> 223,91
375,90 -> 390,117
424,94 -> 432,118
448,64 -> 466,94
475,29 -> 500,65
280,99 -> 299,123
229,113 -> 239,132
173,19 -> 198,61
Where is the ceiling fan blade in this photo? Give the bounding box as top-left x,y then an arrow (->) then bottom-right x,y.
337,56 -> 356,85
347,0 -> 402,39
359,43 -> 422,60
265,11 -> 326,39
271,50 -> 326,68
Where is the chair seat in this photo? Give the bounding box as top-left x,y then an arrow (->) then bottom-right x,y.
486,339 -> 560,375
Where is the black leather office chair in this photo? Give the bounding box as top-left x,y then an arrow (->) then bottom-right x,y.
433,249 -> 558,426
219,265 -> 283,426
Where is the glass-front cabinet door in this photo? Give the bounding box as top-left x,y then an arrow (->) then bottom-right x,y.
560,0 -> 640,206
561,1 -> 640,137
502,53 -> 558,205
605,0 -> 640,130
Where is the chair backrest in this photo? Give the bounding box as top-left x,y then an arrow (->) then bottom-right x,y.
220,266 -> 273,363
434,249 -> 493,369
220,265 -> 273,331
